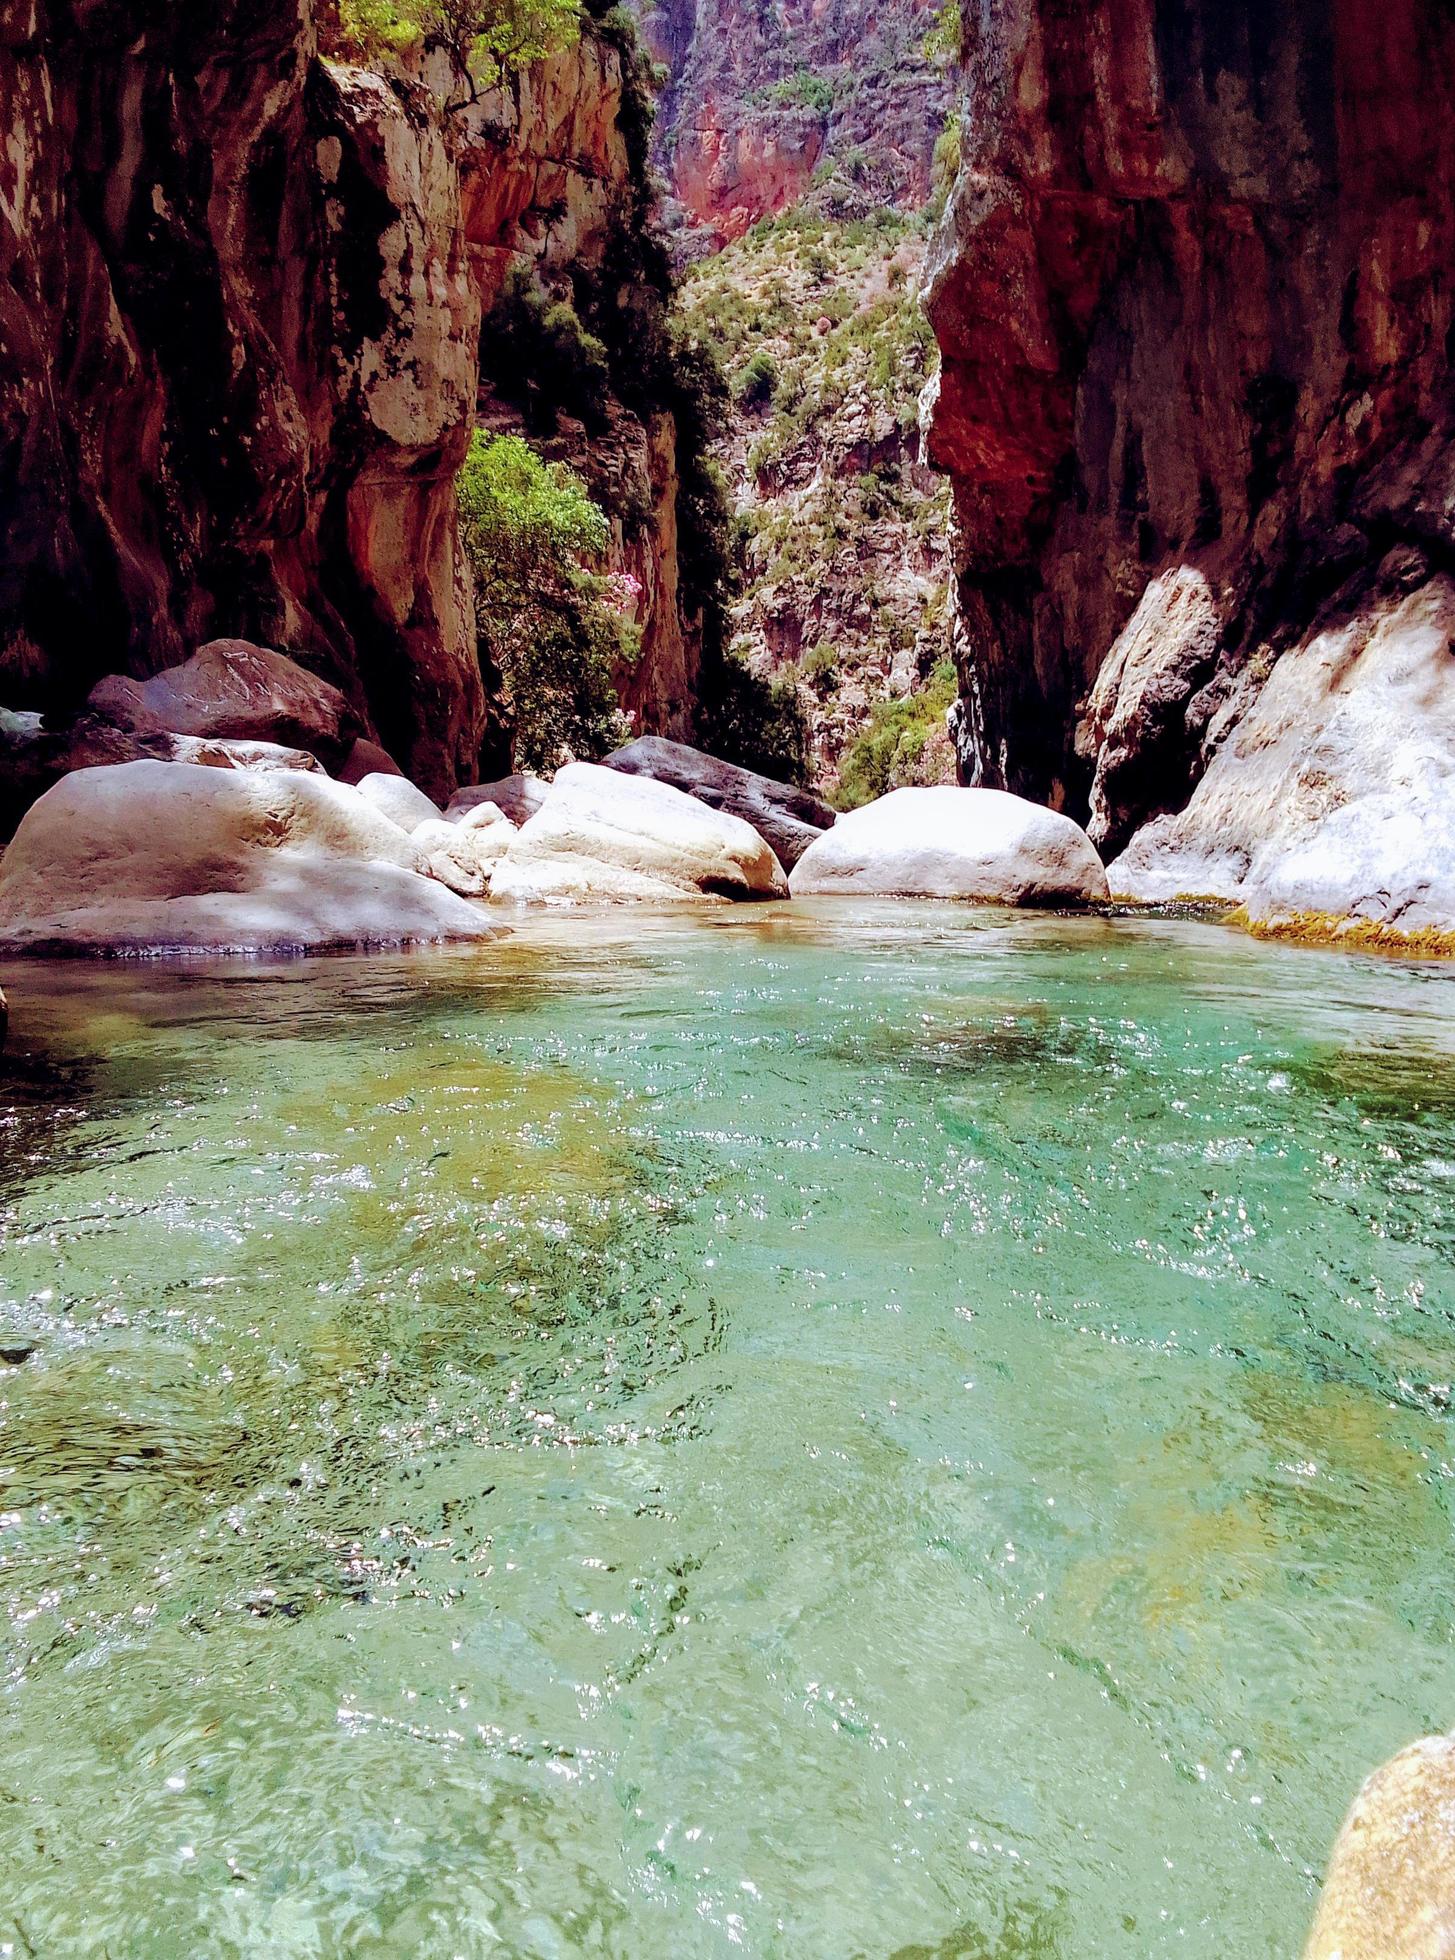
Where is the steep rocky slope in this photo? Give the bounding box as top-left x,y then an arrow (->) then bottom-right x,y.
924,0 -> 1455,937
0,0 -> 701,800
679,203 -> 955,800
632,0 -> 953,247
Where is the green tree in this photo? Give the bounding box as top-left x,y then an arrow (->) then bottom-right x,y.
325,0 -> 581,98
456,433 -> 637,771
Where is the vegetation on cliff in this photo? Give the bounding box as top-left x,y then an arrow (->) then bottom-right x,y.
321,0 -> 582,89
677,198 -> 954,802
457,433 -> 637,770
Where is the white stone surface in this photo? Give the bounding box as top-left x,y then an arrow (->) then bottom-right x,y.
0,761 -> 494,955
788,785 -> 1109,903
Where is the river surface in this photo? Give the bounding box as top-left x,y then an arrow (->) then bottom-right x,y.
1,903 -> 1454,1956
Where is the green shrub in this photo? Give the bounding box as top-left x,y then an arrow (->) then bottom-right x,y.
766,70 -> 835,114
799,641 -> 841,695
479,269 -> 611,434
933,111 -> 963,191
322,0 -> 581,93
695,644 -> 809,785
734,348 -> 780,410
834,660 -> 957,809
456,433 -> 634,770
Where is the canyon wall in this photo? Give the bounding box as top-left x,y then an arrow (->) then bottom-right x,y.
632,0 -> 951,245
0,0 -> 696,799
924,0 -> 1455,887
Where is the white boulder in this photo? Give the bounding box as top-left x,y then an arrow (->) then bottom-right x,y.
353,770 -> 444,833
0,760 -> 496,956
412,814 -> 517,898
788,786 -> 1109,903
490,761 -> 788,904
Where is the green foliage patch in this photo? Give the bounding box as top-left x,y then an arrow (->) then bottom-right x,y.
833,660 -> 957,810
457,433 -> 637,771
321,0 -> 583,92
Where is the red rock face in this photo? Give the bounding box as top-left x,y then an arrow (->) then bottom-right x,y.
634,0 -> 951,245
924,0 -> 1455,848
0,3 -> 701,800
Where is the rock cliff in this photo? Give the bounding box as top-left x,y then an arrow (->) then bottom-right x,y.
632,0 -> 952,247
0,0 -> 700,800
924,0 -> 1455,936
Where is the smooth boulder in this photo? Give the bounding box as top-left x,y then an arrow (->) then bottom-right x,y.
87,639 -> 356,767
490,761 -> 788,903
0,760 -> 495,956
788,786 -> 1109,903
603,736 -> 835,871
446,774 -> 549,828
354,770 -> 444,833
1305,1734 -> 1455,1958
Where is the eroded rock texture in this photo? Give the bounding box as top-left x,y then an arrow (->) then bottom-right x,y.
924,0 -> 1455,878
0,0 -> 700,800
632,0 -> 951,246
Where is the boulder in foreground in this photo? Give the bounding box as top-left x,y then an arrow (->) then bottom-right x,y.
788,786 -> 1109,904
491,762 -> 788,903
603,736 -> 835,871
87,640 -> 356,767
1304,1733 -> 1455,1958
0,761 -> 495,956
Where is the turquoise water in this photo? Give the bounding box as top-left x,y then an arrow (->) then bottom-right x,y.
1,903 -> 1454,1956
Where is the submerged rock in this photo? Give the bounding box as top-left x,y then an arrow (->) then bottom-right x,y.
603,735 -> 835,870
446,775 -> 550,828
491,761 -> 788,903
1305,1733 -> 1455,1958
88,641 -> 356,769
353,771 -> 445,833
0,760 -> 495,956
788,786 -> 1109,904
1109,578 -> 1455,945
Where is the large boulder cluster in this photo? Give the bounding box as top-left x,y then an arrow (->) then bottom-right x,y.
0,637 -> 1117,959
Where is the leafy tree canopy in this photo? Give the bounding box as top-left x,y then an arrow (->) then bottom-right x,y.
457,433 -> 637,772
323,0 -> 582,93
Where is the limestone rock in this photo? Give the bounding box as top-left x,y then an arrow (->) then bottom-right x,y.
603,735 -> 835,870
490,761 -> 788,903
354,772 -> 445,833
1305,1734 -> 1455,1959
338,738 -> 406,785
1109,578 -> 1455,940
88,642 -> 356,768
923,0 -> 1455,844
0,710 -> 322,837
1076,569 -> 1227,857
453,801 -> 511,833
413,815 -> 516,897
788,786 -> 1109,904
447,776 -> 550,828
0,761 -> 494,957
